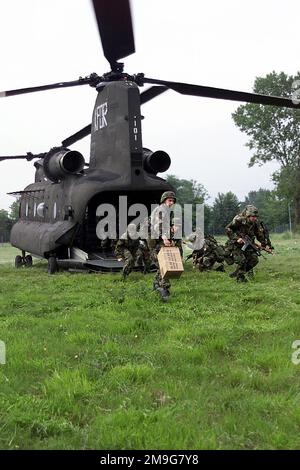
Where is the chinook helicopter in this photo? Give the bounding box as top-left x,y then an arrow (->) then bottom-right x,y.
1,0 -> 300,273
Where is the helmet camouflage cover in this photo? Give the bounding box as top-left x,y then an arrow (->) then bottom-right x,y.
245,205 -> 259,217
160,191 -> 176,204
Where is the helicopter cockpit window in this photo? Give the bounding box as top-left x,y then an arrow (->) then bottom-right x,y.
37,202 -> 45,218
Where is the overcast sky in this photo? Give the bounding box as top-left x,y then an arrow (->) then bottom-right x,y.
0,0 -> 299,211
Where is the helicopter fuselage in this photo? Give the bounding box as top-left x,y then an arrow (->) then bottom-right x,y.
10,80 -> 172,271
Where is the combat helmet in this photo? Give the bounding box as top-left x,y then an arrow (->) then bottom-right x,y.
160,191 -> 176,204
245,205 -> 259,217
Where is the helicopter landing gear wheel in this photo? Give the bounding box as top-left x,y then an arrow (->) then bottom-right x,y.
24,255 -> 33,268
48,256 -> 58,275
15,255 -> 23,268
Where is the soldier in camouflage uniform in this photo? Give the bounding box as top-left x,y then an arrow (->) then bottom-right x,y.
225,205 -> 272,283
115,223 -> 145,279
189,234 -> 226,272
135,240 -> 152,274
148,191 -> 176,301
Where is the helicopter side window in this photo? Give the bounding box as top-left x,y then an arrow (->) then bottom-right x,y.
37,202 -> 45,218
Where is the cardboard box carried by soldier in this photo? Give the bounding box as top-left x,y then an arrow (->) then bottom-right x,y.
157,246 -> 184,279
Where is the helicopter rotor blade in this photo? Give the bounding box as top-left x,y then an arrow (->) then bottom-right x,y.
143,77 -> 300,109
140,86 -> 168,105
62,125 -> 92,148
92,0 -> 135,66
0,153 -> 46,162
0,78 -> 91,98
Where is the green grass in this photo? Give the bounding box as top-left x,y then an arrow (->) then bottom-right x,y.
0,243 -> 19,264
0,235 -> 300,450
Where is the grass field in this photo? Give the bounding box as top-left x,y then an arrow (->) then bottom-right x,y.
0,235 -> 300,450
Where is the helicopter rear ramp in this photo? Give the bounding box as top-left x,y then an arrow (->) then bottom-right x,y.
57,246 -> 124,272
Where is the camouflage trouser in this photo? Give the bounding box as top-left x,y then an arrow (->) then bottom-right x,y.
148,240 -> 171,290
225,242 -> 259,275
135,246 -> 152,272
193,247 -> 224,271
120,248 -> 138,276
199,253 -> 224,271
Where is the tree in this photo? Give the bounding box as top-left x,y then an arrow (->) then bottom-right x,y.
9,199 -> 20,224
232,71 -> 300,227
166,175 -> 209,231
0,209 -> 10,243
211,192 -> 240,234
166,175 -> 208,205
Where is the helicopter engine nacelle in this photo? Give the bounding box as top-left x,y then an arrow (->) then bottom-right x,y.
43,148 -> 85,182
142,148 -> 171,175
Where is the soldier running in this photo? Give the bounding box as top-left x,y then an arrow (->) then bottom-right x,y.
224,205 -> 273,283
148,191 -> 176,302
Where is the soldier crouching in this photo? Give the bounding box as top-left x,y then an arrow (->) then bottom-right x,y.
225,205 -> 273,283
198,234 -> 225,272
187,232 -> 225,272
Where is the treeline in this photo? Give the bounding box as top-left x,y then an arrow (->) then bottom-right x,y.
0,201 -> 19,243
166,175 -> 292,235
232,71 -> 300,227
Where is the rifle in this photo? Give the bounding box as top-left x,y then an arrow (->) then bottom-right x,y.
185,252 -> 194,262
260,244 -> 274,255
260,221 -> 274,250
241,235 -> 262,256
241,235 -> 274,255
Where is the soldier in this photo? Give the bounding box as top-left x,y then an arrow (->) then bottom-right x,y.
187,233 -> 225,272
135,240 -> 152,274
148,190 -> 176,301
115,223 -> 144,279
225,205 -> 273,283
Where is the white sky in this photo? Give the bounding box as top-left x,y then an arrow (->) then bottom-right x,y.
0,0 -> 299,211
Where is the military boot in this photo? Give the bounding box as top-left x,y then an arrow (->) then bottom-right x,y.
229,270 -> 238,278
236,274 -> 248,283
215,264 -> 225,272
247,269 -> 254,279
143,263 -> 151,274
156,287 -> 170,302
